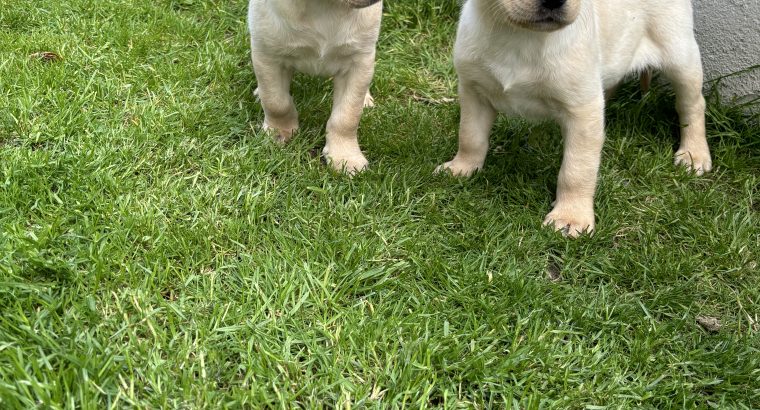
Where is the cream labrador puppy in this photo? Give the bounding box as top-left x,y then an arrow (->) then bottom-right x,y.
438,0 -> 712,236
248,0 -> 382,173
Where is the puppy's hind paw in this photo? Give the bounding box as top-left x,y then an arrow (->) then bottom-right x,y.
675,148 -> 712,176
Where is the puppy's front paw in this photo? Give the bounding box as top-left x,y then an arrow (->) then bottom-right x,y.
262,121 -> 296,144
323,146 -> 369,175
543,205 -> 595,238
674,148 -> 712,176
434,158 -> 481,177
363,92 -> 375,108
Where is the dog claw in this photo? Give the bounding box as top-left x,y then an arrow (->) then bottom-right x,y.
363,92 -> 375,108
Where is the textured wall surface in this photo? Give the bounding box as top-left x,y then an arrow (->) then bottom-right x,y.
693,0 -> 760,101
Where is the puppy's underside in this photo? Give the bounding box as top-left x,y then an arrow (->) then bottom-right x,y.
248,0 -> 382,174
439,0 -> 712,237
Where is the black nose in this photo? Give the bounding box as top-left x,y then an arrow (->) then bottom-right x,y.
542,0 -> 566,10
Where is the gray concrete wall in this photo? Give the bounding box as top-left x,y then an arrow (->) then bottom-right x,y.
693,0 -> 760,101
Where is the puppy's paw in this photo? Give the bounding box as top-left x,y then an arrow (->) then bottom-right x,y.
543,206 -> 595,238
675,148 -> 712,176
323,146 -> 369,175
434,158 -> 481,177
363,92 -> 375,108
262,121 -> 296,144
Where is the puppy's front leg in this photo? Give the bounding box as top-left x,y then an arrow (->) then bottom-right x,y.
664,56 -> 712,175
544,100 -> 605,237
322,58 -> 375,174
252,58 -> 298,144
436,83 -> 496,177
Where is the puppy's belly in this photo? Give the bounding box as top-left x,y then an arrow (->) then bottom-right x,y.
601,37 -> 663,90
490,91 -> 554,120
473,81 -> 556,120
285,56 -> 350,77
257,43 -> 364,77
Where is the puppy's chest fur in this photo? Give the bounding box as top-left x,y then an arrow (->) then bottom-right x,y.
458,45 -> 563,119
456,0 -> 670,119
455,11 -> 576,120
249,2 -> 377,77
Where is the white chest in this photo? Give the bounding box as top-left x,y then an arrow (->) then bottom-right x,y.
250,3 -> 372,77
279,29 -> 362,76
458,52 -> 560,120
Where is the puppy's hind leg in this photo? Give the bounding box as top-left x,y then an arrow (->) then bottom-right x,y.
662,41 -> 712,175
252,59 -> 298,144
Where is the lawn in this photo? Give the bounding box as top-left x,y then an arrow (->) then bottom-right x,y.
1,0 -> 759,408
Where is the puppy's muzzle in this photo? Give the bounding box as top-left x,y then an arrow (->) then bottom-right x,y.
515,0 -> 575,31
346,0 -> 380,8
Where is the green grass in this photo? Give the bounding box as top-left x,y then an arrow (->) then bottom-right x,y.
1,0 -> 759,408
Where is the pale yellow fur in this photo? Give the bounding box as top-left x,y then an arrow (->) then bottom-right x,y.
248,0 -> 382,174
438,0 -> 712,236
